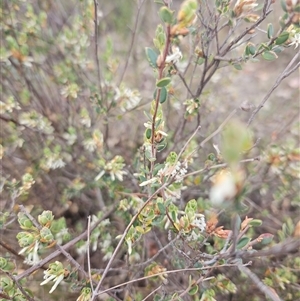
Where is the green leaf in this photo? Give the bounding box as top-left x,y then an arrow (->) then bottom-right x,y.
248,219 -> 262,227
280,0 -> 287,12
153,163 -> 164,176
159,87 -> 168,103
262,51 -> 278,61
159,6 -> 174,24
273,45 -> 284,54
245,43 -> 256,56
157,141 -> 167,152
195,57 -> 205,65
237,237 -> 251,249
154,86 -> 168,103
145,47 -> 158,68
143,110 -> 152,121
275,31 -> 289,45
233,63 -> 242,70
145,128 -> 152,139
267,23 -> 274,39
188,284 -> 198,295
155,118 -> 163,128
157,202 -> 166,214
156,77 -> 171,88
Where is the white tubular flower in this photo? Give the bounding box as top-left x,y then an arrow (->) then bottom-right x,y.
289,33 -> 300,49
23,241 -> 40,266
40,261 -> 66,294
191,214 -> 206,232
139,177 -> 158,187
165,46 -> 183,64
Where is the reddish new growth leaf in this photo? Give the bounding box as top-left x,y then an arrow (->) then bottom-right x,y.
206,214 -> 218,234
206,214 -> 231,239
214,227 -> 232,239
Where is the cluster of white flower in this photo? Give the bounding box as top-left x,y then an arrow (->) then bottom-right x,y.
19,111 -> 54,135
165,46 -> 183,64
41,152 -> 66,170
289,32 -> 300,49
115,85 -> 142,112
157,161 -> 188,183
83,138 -> 97,152
191,214 -> 206,232
186,215 -> 206,242
0,96 -> 21,114
170,161 -> 188,183
62,131 -> 77,146
95,156 -> 127,182
184,98 -> 199,115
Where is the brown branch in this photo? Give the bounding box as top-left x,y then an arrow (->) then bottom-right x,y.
237,238 -> 300,260
238,264 -> 282,301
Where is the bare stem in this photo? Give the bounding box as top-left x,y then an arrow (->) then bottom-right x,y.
93,0 -> 104,100
238,264 -> 282,301
247,52 -> 300,127
118,0 -> 145,86
91,184 -> 167,300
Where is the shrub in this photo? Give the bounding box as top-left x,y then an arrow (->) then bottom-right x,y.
1,0 -> 299,300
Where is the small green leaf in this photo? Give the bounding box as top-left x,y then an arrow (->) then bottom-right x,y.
155,118 -> 163,128
248,44 -> 256,55
145,47 -> 158,68
157,141 -> 167,152
248,219 -> 262,227
144,110 -> 152,121
145,128 -> 152,139
188,284 -> 198,295
273,45 -> 284,54
262,51 -> 278,61
156,77 -> 171,88
159,87 -> 168,103
233,63 -> 242,70
275,31 -> 289,45
154,87 -> 168,104
280,0 -> 287,12
267,23 -> 274,39
195,57 -> 205,65
237,237 -> 251,249
157,202 -> 166,214
245,43 -> 256,56
159,6 -> 174,24
153,163 -> 164,176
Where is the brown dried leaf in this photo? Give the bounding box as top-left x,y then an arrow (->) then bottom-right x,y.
206,213 -> 218,234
